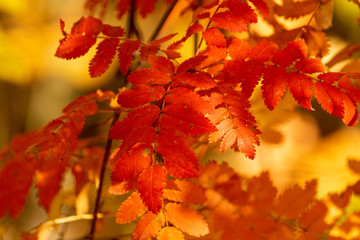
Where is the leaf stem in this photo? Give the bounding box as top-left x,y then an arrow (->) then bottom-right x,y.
148,0 -> 178,42
88,111 -> 120,240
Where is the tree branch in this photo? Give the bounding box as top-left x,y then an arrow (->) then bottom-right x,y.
148,0 -> 178,42
88,111 -> 120,240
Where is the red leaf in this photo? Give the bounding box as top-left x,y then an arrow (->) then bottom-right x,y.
116,0 -> 131,18
135,0 -> 157,17
150,33 -> 178,47
271,40 -> 308,67
102,24 -> 125,37
261,65 -> 288,110
212,12 -> 249,33
157,131 -> 199,178
249,40 -> 279,62
172,71 -> 216,90
59,18 -> 66,36
109,105 -> 160,142
71,16 -> 103,36
184,23 -> 204,39
342,93 -> 359,126
314,81 -> 344,118
177,56 -> 208,74
116,191 -> 147,224
228,38 -> 251,60
249,0 -> 269,18
295,58 -> 325,74
36,158 -> 67,211
128,68 -> 171,85
111,145 -> 153,183
137,165 -> 167,213
89,38 -> 119,77
202,27 -> 226,48
148,55 -> 175,74
165,87 -> 213,114
62,95 -> 97,115
288,72 -> 314,110
161,105 -> 216,136
165,203 -> 209,237
117,85 -> 165,108
212,0 -> 257,33
166,24 -> 203,58
118,39 -> 141,75
55,35 -> 97,60
0,160 -> 36,218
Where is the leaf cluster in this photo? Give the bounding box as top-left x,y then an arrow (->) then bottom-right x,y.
1,0 -> 360,239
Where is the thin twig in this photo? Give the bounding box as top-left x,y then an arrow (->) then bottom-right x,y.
148,0 -> 178,42
88,111 -> 120,240
194,0 -> 203,55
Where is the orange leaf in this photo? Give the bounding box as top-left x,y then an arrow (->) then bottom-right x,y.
348,158 -> 360,174
165,203 -> 209,237
300,200 -> 330,233
133,211 -> 165,240
274,0 -> 318,19
109,179 -> 137,195
163,180 -> 206,205
274,180 -> 317,220
116,191 -> 147,224
157,227 -> 184,240
329,187 -> 352,209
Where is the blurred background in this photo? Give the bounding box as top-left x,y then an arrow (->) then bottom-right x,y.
0,0 -> 360,239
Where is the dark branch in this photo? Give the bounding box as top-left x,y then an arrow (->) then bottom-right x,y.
88,111 -> 120,240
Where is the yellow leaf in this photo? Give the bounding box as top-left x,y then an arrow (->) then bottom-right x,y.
116,191 -> 147,224
157,227 -> 184,240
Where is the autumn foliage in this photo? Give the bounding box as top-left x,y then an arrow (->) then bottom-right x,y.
1,0 -> 360,239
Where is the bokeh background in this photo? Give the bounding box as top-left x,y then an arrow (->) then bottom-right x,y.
0,0 -> 360,239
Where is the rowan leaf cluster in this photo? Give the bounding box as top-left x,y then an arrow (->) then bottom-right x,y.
1,0 -> 360,239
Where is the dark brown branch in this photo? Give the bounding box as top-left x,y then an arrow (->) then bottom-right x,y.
88,111 -> 120,240
148,0 -> 178,42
